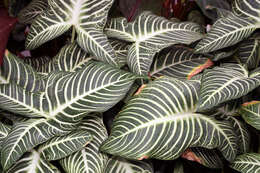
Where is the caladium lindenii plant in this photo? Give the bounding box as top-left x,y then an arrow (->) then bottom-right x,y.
1,0 -> 260,173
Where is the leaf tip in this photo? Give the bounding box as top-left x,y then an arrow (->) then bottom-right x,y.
242,100 -> 260,107
187,59 -> 214,80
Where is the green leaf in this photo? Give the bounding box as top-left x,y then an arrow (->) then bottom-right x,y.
181,148 -> 223,168
239,101 -> 260,130
238,39 -> 260,70
18,0 -> 48,24
106,11 -> 203,75
39,130 -> 92,161
109,39 -> 130,67
0,83 -> 47,118
1,50 -> 46,92
195,13 -> 258,53
51,43 -> 91,72
101,77 -> 238,162
60,114 -> 108,173
223,116 -> 250,153
198,64 -> 260,111
26,0 -> 117,66
45,60 -> 137,122
6,150 -> 60,173
233,0 -> 260,22
1,119 -> 56,170
0,122 -> 11,146
150,46 -> 213,79
230,153 -> 260,173
105,156 -> 153,173
24,56 -> 52,73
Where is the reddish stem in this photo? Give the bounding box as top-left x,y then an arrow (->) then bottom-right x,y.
128,0 -> 142,22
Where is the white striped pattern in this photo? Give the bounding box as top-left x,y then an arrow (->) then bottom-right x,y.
101,78 -> 238,162
231,153 -> 260,173
105,11 -> 203,75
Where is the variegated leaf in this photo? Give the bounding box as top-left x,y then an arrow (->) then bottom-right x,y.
39,130 -> 92,161
233,0 -> 260,22
51,43 -> 91,72
106,11 -> 203,75
195,13 -> 259,53
101,77 -> 238,162
6,150 -> 60,173
18,0 -> 48,24
150,46 -> 213,79
181,148 -> 223,168
45,60 -> 137,122
0,83 -> 47,118
109,39 -> 129,67
26,0 -> 117,66
1,118 -> 61,170
105,156 -> 153,173
230,153 -> 260,173
238,38 -> 260,70
0,122 -> 11,146
239,101 -> 260,130
1,50 -> 46,92
223,116 -> 250,153
23,56 -> 52,73
60,114 -> 108,173
198,64 -> 260,111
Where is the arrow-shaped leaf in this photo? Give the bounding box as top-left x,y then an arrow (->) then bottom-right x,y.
106,11 -> 203,75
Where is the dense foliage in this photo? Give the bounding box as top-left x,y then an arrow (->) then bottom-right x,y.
0,0 -> 260,173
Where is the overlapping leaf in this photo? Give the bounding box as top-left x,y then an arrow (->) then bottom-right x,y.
24,56 -> 52,73
0,122 -> 11,146
39,130 -> 92,161
6,150 -> 60,173
109,39 -> 129,67
182,148 -> 223,168
238,39 -> 260,70
18,0 -> 48,24
26,0 -> 118,66
195,13 -> 258,53
239,101 -> 260,130
105,156 -> 153,173
230,153 -> 260,173
1,50 -> 47,92
105,11 -> 203,75
150,46 -> 213,79
101,77 -> 238,162
232,0 -> 260,22
60,114 -> 108,173
198,64 -> 260,111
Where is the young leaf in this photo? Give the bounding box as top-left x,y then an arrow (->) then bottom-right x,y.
6,150 -> 60,173
60,114 -> 108,173
101,77 -> 238,162
18,0 -> 48,24
106,11 -> 203,75
238,39 -> 260,70
239,101 -> 260,130
198,64 -> 260,111
230,153 -> 260,173
150,46 -> 213,79
195,13 -> 258,53
26,0 -> 117,66
105,156 -> 153,173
